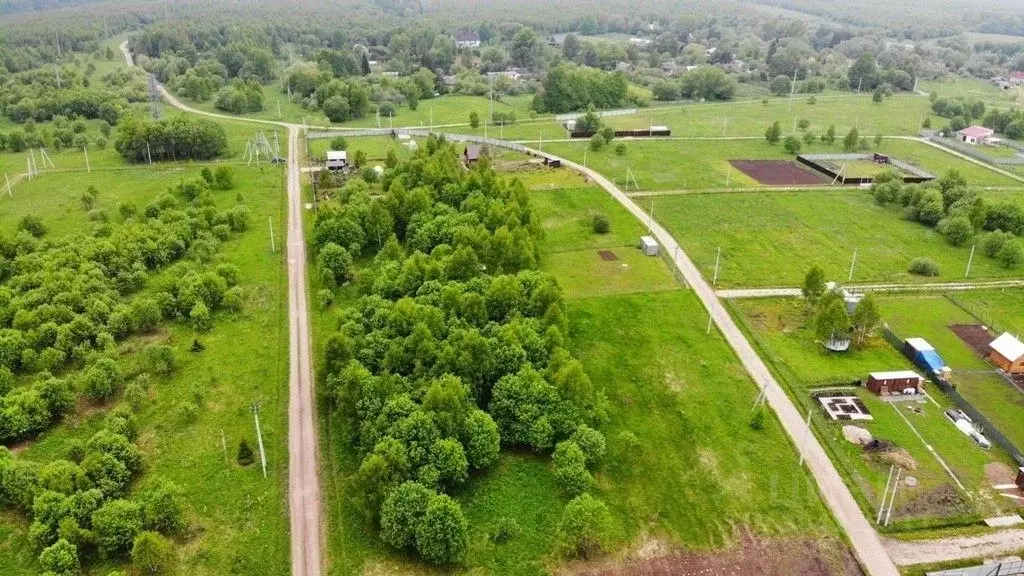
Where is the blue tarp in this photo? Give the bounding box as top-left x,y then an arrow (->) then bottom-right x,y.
917,349 -> 946,373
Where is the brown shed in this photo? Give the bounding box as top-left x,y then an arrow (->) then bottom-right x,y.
1017,467 -> 1024,491
463,144 -> 482,166
989,333 -> 1024,374
866,370 -> 924,396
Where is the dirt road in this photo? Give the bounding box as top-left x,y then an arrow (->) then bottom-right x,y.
717,279 -> 1024,299
523,146 -> 902,576
121,41 -> 323,576
884,529 -> 1024,566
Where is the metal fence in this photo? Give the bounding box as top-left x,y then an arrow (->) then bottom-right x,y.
926,135 -> 1024,165
928,559 -> 1024,576
881,326 -> 1024,465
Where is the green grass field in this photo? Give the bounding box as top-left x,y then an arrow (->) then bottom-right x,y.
602,93 -> 934,138
529,138 -> 1020,191
730,297 -> 1019,526
0,162 -> 291,575
652,190 -> 1024,288
919,77 -> 1024,109
824,159 -> 905,179
950,289 -> 1024,336
878,295 -> 1024,452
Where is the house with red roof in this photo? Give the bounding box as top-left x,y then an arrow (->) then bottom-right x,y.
957,125 -> 995,145
1010,71 -> 1024,85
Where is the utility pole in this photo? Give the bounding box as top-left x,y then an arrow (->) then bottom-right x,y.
146,141 -> 152,164
798,409 -> 812,467
877,464 -> 895,524
221,429 -> 229,464
83,147 -> 90,173
277,99 -> 282,119
713,247 -> 722,286
965,244 -> 976,277
848,249 -> 858,282
55,65 -> 61,90
885,468 -> 902,526
269,217 -> 276,253
252,404 -> 268,479
4,172 -> 10,197
539,131 -> 543,152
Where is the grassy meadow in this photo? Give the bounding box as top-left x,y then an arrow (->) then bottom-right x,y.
0,161 -> 291,575
530,137 -> 1021,192
651,190 -> 1024,288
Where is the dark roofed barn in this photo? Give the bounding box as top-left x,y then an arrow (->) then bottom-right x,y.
463,144 -> 482,166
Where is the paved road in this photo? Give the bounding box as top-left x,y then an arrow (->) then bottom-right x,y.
519,146 -> 902,576
717,279 -> 1024,299
121,42 -> 323,576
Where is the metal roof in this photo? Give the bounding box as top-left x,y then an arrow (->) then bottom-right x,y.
326,150 -> 348,161
904,337 -> 934,352
959,126 -> 994,139
990,332 -> 1024,362
869,370 -> 923,381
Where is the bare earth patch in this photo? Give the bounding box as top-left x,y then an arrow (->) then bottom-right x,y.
559,531 -> 864,576
729,160 -> 827,186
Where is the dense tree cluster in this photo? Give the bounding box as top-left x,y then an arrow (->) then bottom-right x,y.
0,174 -> 246,444
214,78 -> 265,114
930,96 -> 987,133
0,410 -> 186,573
870,170 -> 1023,268
114,115 -> 227,162
535,64 -> 629,113
317,140 -> 608,564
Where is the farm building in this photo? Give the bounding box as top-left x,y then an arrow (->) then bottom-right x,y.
1011,71 -> 1024,85
902,337 -> 950,377
463,145 -> 482,166
325,150 -> 348,171
957,126 -> 995,145
989,332 -> 1024,374
866,371 -> 925,396
640,236 -> 659,256
454,31 -> 481,49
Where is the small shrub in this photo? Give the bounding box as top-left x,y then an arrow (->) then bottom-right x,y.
589,134 -> 604,152
797,118 -> 810,130
614,142 -> 626,156
489,516 -> 520,544
316,288 -> 334,309
592,214 -> 610,234
908,257 -> 940,276
749,407 -> 766,430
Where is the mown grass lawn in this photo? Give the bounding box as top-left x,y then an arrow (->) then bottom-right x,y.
570,291 -> 841,545
529,187 -> 647,253
0,164 -> 291,575
653,190 -> 1022,288
878,295 -> 1024,453
602,93 -> 934,138
730,297 -> 1018,527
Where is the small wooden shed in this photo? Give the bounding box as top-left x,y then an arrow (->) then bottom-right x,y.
866,370 -> 924,396
1017,466 -> 1024,491
989,332 -> 1024,374
325,150 -> 348,171
463,145 -> 482,166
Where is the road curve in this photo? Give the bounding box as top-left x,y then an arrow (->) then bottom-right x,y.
518,143 -> 902,576
121,41 -> 323,576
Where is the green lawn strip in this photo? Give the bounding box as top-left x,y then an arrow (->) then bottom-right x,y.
569,291 -> 842,547
542,248 -> 678,300
918,77 -> 1024,109
529,186 -> 646,253
509,167 -> 591,191
654,190 -> 1018,288
2,165 -> 291,574
728,297 -> 1013,528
